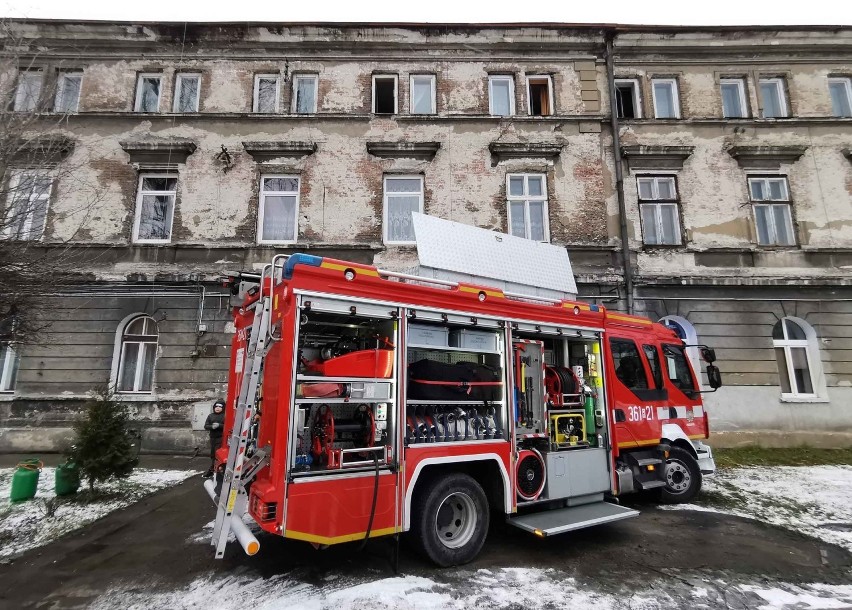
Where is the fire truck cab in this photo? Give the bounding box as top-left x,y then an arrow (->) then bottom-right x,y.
204,218 -> 720,566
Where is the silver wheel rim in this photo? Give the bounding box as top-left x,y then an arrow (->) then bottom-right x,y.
665,459 -> 691,494
435,492 -> 477,549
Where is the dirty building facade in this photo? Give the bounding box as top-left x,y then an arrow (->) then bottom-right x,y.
0,21 -> 850,452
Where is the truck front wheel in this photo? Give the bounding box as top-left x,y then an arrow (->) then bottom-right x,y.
411,472 -> 489,566
660,446 -> 702,503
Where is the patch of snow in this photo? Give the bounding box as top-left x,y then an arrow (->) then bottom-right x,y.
741,583 -> 852,609
661,465 -> 852,552
0,467 -> 198,558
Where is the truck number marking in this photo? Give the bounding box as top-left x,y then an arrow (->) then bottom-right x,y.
627,405 -> 654,422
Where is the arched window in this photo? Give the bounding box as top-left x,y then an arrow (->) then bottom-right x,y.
116,316 -> 158,393
773,317 -> 821,398
0,343 -> 19,392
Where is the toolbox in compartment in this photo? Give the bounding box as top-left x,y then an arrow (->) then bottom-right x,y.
407,324 -> 449,348
408,359 -> 503,401
449,328 -> 499,352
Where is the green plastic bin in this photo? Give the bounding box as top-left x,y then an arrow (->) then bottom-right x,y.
55,462 -> 80,497
10,459 -> 42,502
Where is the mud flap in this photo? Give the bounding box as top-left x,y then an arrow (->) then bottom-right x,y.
508,502 -> 638,537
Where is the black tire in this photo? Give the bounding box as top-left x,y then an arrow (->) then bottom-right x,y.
411,472 -> 489,567
660,446 -> 702,503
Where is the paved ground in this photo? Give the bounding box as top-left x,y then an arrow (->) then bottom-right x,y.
0,458 -> 850,609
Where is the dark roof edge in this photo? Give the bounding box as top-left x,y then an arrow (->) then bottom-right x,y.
2,18 -> 850,33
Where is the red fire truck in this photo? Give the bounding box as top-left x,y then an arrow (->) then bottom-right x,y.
204,252 -> 721,566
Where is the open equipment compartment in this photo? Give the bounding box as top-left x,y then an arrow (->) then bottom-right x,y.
405,319 -> 507,445
291,297 -> 399,474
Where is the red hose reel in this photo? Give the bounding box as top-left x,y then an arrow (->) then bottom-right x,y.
516,448 -> 546,502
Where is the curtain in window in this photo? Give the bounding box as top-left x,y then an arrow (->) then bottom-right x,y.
829,82 -> 852,116
177,77 -> 199,112
720,83 -> 742,117
491,80 -> 511,116
412,78 -> 432,113
653,83 -> 675,117
140,78 -> 160,112
295,78 -> 316,113
257,78 -> 277,112
528,201 -> 545,241
760,82 -> 783,117
15,72 -> 42,111
262,195 -> 297,241
56,75 -> 82,112
138,195 -> 173,240
386,195 -> 419,242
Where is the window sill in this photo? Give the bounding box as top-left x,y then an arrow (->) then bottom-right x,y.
780,395 -> 830,404
0,392 -> 15,401
114,393 -> 158,402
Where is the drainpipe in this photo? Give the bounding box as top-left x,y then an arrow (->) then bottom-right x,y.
605,30 -> 634,314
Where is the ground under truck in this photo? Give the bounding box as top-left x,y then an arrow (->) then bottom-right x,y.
204,252 -> 722,566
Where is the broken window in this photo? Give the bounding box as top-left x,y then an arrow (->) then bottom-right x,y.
54,70 -> 82,113
254,74 -> 279,113
749,176 -> 795,246
258,175 -> 299,243
0,343 -> 19,393
828,77 -> 852,117
637,176 -> 681,245
133,174 -> 177,243
173,73 -> 201,113
651,78 -> 680,119
614,79 -> 640,119
507,173 -> 549,242
293,75 -> 318,114
489,75 -> 515,117
1,170 -> 52,241
373,75 -> 397,114
759,77 -> 788,118
720,78 -> 748,118
116,316 -> 158,394
134,74 -> 162,112
410,74 -> 435,114
13,70 -> 43,112
383,176 -> 423,244
526,75 -> 552,116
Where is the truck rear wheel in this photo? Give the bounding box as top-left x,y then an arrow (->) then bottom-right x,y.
660,446 -> 702,503
411,472 -> 489,566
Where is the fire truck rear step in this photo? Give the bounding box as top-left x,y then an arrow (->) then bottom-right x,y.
508,502 -> 638,537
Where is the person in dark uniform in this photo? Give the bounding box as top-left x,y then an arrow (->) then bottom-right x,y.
202,400 -> 226,478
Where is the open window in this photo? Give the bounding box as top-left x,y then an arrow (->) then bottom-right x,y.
526,75 -> 552,116
614,79 -> 641,119
372,74 -> 397,115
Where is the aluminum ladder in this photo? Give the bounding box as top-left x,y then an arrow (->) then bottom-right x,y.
209,288 -> 272,558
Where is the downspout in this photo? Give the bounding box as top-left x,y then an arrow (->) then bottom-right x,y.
605,30 -> 634,314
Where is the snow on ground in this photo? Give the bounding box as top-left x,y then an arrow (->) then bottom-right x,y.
90,567 -> 852,610
0,467 -> 198,558
660,465 -> 852,552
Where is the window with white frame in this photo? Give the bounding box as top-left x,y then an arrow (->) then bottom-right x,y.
748,176 -> 795,246
13,70 -> 43,112
507,174 -> 549,242
373,74 -> 397,114
0,343 -> 19,392
759,77 -> 788,118
614,79 -> 641,119
292,74 -> 318,114
253,74 -> 279,113
526,75 -> 553,116
651,78 -> 680,119
116,316 -> 158,394
410,74 -> 436,114
489,75 -> 515,117
2,170 -> 52,241
54,70 -> 82,113
637,176 -> 681,245
173,73 -> 201,113
383,175 -> 423,244
134,73 -> 162,112
828,77 -> 852,117
720,78 -> 748,118
773,318 -> 819,398
258,175 -> 299,243
133,174 -> 177,243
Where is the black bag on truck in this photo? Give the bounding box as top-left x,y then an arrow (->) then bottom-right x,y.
408,359 -> 503,401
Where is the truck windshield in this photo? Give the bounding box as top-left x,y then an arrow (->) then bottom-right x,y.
663,344 -> 696,393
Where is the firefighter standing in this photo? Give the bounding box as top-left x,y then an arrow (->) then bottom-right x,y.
203,400 -> 226,478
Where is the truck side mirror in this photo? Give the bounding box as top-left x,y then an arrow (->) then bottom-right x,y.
700,347 -> 717,363
706,364 -> 722,389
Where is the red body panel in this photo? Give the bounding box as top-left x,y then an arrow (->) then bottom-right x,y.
220,256 -> 710,545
